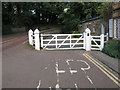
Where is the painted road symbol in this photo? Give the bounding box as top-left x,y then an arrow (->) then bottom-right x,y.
37,59 -> 94,89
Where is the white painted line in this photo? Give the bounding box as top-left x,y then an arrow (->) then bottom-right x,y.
57,70 -> 65,74
45,67 -> 48,69
66,59 -> 73,65
66,60 -> 77,75
86,75 -> 93,85
56,62 -> 65,74
1,38 -> 18,44
66,60 -> 70,65
49,86 -> 52,90
37,80 -> 41,90
55,84 -> 60,88
70,70 -> 77,74
77,60 -> 91,71
55,62 -> 60,89
74,83 -> 78,88
22,40 -> 28,44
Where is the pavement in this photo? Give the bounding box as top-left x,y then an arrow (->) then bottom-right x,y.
1,33 -> 120,89
86,51 -> 119,76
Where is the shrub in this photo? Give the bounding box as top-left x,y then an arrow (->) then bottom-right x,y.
102,40 -> 120,59
71,30 -> 81,38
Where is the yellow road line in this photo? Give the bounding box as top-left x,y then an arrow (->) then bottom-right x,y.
83,54 -> 120,87
85,53 -> 120,82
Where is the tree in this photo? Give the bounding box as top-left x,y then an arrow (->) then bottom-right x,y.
2,2 -> 103,34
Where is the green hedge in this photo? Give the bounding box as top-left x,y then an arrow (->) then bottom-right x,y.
102,40 -> 120,59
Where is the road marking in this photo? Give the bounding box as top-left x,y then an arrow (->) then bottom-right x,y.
77,60 -> 90,71
69,68 -> 77,74
37,80 -> 41,90
86,75 -> 93,84
56,62 -> 65,74
66,60 -> 77,75
57,70 -> 65,73
45,67 -> 48,69
55,83 -> 60,88
85,53 -> 120,82
83,53 -> 120,87
49,86 -> 52,90
22,40 -> 28,44
66,59 -> 73,65
1,38 -> 18,44
74,83 -> 78,89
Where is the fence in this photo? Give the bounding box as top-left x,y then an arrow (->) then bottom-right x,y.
28,28 -> 108,51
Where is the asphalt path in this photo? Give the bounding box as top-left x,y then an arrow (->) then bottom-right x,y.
2,33 -> 119,89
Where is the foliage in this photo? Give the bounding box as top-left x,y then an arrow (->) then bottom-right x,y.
71,30 -> 81,38
61,18 -> 80,33
2,2 -> 103,34
102,40 -> 120,59
91,41 -> 100,45
2,25 -> 13,35
97,2 -> 112,21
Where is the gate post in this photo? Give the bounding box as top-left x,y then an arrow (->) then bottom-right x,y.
85,28 -> 91,51
83,32 -> 85,49
41,33 -> 43,48
106,33 -> 109,41
34,29 -> 40,50
100,34 -> 104,51
28,29 -> 33,46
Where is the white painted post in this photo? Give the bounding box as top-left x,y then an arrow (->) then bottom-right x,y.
85,28 -> 91,51
100,34 -> 104,51
70,35 -> 71,48
56,35 -> 57,48
28,29 -> 33,46
101,24 -> 105,34
41,33 -> 43,48
34,29 -> 40,50
83,32 -> 85,49
106,33 -> 109,41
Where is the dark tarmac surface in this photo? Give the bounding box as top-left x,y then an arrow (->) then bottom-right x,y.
2,33 -> 119,89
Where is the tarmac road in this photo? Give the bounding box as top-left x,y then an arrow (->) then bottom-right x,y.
2,33 -> 120,89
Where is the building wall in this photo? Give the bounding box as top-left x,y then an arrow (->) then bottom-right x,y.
109,2 -> 120,40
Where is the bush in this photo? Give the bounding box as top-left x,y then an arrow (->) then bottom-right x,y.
71,30 -> 81,38
102,40 -> 120,59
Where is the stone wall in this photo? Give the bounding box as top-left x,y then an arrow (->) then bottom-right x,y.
78,19 -> 103,35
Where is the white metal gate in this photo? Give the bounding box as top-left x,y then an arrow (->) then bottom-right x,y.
41,34 -> 85,50
91,36 -> 101,50
28,28 -> 108,51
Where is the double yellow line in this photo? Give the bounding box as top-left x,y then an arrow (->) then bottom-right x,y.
83,53 -> 120,87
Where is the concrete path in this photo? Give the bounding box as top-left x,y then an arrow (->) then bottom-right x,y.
87,51 -> 119,76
